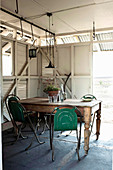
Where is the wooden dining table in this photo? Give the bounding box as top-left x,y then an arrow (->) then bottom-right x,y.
20,97 -> 102,155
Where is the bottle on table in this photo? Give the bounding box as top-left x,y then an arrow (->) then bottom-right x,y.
60,84 -> 64,102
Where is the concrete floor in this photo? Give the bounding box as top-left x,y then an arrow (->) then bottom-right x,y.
2,120 -> 113,170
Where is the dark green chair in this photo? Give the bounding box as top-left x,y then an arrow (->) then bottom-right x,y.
49,106 -> 82,161
5,94 -> 21,136
5,94 -> 44,149
82,94 -> 97,100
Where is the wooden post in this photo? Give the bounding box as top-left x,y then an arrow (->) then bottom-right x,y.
26,44 -> 30,98
0,19 -> 3,169
14,40 -> 18,95
71,45 -> 74,98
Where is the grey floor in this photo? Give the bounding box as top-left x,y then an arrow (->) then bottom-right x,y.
2,119 -> 113,170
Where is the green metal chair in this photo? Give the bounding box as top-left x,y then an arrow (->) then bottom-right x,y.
49,106 -> 82,161
5,94 -> 21,136
82,94 -> 97,100
5,94 -> 44,149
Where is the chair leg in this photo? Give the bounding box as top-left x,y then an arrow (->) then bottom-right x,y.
50,120 -> 52,150
50,116 -> 54,150
76,129 -> 78,140
57,131 -> 63,138
57,130 -> 72,138
21,123 -> 26,130
52,145 -> 54,161
20,132 -> 28,139
26,114 -> 45,150
28,115 -> 45,144
18,123 -> 28,139
51,121 -> 54,161
39,116 -> 49,135
49,115 -> 54,161
11,124 -> 27,144
36,112 -> 41,131
45,116 -> 50,129
76,147 -> 80,161
76,126 -> 81,161
17,124 -> 27,138
76,132 -> 80,161
65,130 -> 72,137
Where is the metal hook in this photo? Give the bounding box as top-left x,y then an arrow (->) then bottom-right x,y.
15,0 -> 19,14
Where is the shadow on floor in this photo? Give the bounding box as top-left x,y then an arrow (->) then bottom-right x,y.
2,122 -> 113,170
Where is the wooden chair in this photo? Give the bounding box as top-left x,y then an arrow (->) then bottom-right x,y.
49,106 -> 82,161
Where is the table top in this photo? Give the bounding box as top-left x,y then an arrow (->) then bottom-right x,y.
20,97 -> 101,108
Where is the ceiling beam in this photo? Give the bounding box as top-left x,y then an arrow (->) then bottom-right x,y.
1,20 -> 40,39
0,7 -> 55,36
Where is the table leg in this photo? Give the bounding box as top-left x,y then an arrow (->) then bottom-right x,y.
96,103 -> 101,140
84,108 -> 91,155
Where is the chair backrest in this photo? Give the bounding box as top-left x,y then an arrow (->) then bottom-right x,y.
82,94 -> 96,100
6,95 -> 25,122
54,107 -> 78,131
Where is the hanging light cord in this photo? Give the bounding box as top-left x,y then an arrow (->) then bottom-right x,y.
20,19 -> 23,37
49,15 -> 51,62
46,31 -> 48,54
31,24 -> 34,42
93,21 -> 95,40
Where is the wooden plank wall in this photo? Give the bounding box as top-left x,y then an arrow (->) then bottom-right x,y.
2,36 -> 92,122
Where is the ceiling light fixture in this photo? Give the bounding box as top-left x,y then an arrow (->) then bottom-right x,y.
29,23 -> 36,59
45,12 -> 54,68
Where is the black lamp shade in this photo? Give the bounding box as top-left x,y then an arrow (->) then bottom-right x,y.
29,49 -> 36,58
45,61 -> 54,68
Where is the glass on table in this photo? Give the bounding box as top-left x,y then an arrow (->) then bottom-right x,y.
48,96 -> 52,103
53,95 -> 58,103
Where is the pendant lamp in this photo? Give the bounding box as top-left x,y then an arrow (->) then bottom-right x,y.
45,12 -> 54,68
29,24 -> 36,59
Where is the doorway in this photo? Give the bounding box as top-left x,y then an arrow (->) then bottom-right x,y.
93,51 -> 113,123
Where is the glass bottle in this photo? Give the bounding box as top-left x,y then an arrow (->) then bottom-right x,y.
60,84 -> 64,102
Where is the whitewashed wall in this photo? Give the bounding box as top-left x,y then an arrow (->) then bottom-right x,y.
2,35 -> 93,122
41,43 -> 92,99
57,46 -> 71,75
2,39 -> 42,121
17,43 -> 27,98
73,44 -> 92,98
17,43 -> 26,75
